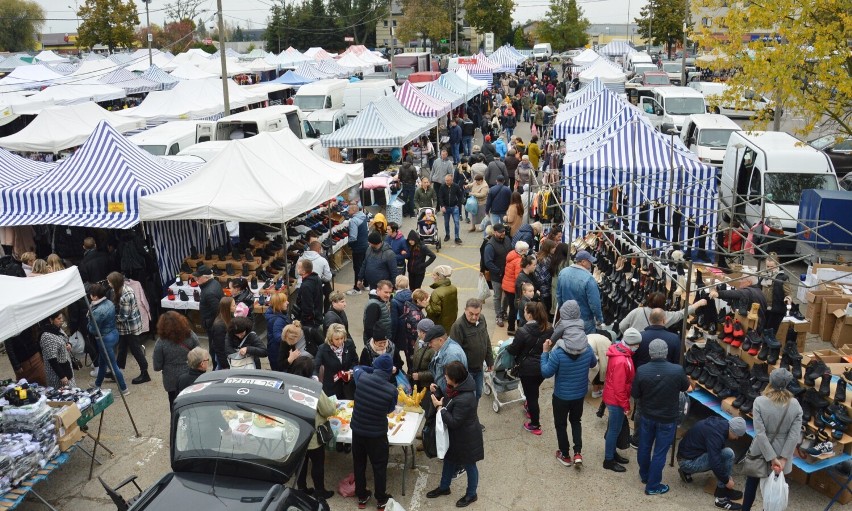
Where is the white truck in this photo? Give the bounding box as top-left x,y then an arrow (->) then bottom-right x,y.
532,43 -> 553,62
639,86 -> 707,134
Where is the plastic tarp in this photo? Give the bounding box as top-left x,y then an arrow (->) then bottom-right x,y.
170,63 -> 218,80
0,267 -> 86,343
23,83 -> 126,106
320,95 -> 433,148
0,102 -> 145,153
139,127 -> 363,224
0,121 -> 201,228
116,78 -> 267,123
395,80 -> 451,118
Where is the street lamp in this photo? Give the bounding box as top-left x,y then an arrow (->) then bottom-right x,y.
142,0 -> 152,66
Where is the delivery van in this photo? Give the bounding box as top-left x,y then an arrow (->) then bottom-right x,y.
680,114 -> 741,168
719,131 -> 839,235
625,52 -> 654,78
212,105 -> 306,141
532,43 -> 553,61
342,79 -> 396,119
293,79 -> 348,112
639,86 -> 706,133
128,120 -> 214,156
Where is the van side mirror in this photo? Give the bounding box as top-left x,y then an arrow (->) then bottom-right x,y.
655,107 -> 663,116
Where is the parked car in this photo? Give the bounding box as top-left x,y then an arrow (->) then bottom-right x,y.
808,134 -> 852,178
627,71 -> 672,88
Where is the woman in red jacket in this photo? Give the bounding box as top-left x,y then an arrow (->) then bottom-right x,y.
501,240 -> 529,335
602,327 -> 642,473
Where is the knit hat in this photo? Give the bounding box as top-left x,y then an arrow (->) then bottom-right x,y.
368,231 -> 382,245
728,417 -> 747,437
769,367 -> 794,390
433,265 -> 452,278
622,328 -> 642,346
522,154 -> 529,160
416,318 -> 435,333
648,339 -> 668,360
372,325 -> 388,341
373,354 -> 393,373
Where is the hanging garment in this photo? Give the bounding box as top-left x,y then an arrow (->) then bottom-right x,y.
672,208 -> 683,250
686,217 -> 697,255
654,202 -> 667,241
637,202 -> 651,234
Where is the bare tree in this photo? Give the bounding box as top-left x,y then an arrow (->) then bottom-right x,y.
164,0 -> 205,22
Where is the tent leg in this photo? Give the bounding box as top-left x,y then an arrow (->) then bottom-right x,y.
281,222 -> 292,312
85,297 -> 140,438
678,259 -> 694,366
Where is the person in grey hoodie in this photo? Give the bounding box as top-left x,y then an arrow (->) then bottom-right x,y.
541,300 -> 598,467
297,240 -> 332,287
430,149 -> 454,198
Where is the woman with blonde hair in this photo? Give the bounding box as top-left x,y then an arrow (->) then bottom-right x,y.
265,292 -> 290,371
314,323 -> 358,399
278,320 -> 312,372
46,254 -> 66,273
210,296 -> 235,369
19,251 -> 35,275
29,259 -> 48,276
741,368 -> 803,511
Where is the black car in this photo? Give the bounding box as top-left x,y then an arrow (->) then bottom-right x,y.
809,134 -> 852,178
126,370 -> 328,511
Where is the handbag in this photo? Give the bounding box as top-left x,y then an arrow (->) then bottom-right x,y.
743,404 -> 792,478
227,336 -> 257,370
316,421 -> 334,445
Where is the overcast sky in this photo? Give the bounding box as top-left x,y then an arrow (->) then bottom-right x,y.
35,0 -> 644,37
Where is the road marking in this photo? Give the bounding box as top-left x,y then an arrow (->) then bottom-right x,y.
436,252 -> 481,272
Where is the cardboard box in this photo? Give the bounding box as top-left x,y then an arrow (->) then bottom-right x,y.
788,465 -> 809,486
822,297 -> 852,342
47,402 -> 81,429
808,290 -> 843,334
57,424 -> 84,451
832,310 -> 852,348
809,468 -> 852,505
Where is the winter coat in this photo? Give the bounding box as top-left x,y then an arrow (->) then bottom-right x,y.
505,203 -> 523,236
556,264 -> 603,326
427,279 -> 458,333
348,211 -> 369,253
296,273 -> 323,327
449,314 -> 494,371
199,278 -> 223,332
363,294 -> 392,344
449,124 -> 462,144
297,251 -> 332,284
414,186 -> 437,211
515,270 -> 538,304
469,180 -> 489,206
540,341 -> 597,401
385,231 -> 408,267
226,331 -> 268,369
176,367 -> 206,394
359,340 -> 404,382
430,158 -> 454,184
507,320 -> 553,378
485,160 -> 508,187
409,343 -> 435,387
210,318 -> 230,369
79,249 -> 113,284
398,162 -> 419,185
481,141 -> 498,161
390,289 -> 413,342
314,340 -> 358,398
587,333 -> 611,383
534,256 -> 553,300
527,142 -> 541,169
309,391 -> 337,450
358,244 -> 398,289
436,374 -> 484,465
618,305 -> 695,333
511,224 -> 536,248
748,396 -> 803,476
516,161 -> 533,189
351,368 -> 398,438
277,335 -> 314,372
494,138 -> 508,158
429,338 -> 467,393
502,250 -> 522,294
485,183 -> 512,215
87,298 -> 117,339
483,234 -> 512,281
437,182 -> 465,209
264,308 -> 289,349
323,308 -> 350,338
602,342 -> 635,413
153,332 -> 200,392
406,231 -> 436,276
504,154 -> 520,179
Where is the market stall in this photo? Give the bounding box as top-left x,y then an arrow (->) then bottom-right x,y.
395,81 -> 452,118
487,45 -> 528,73
139,64 -> 180,90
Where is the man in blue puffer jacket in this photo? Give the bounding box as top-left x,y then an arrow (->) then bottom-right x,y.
541,299 -> 597,468
351,354 -> 398,509
385,222 -> 408,274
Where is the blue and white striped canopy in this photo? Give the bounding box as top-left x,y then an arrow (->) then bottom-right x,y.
315,60 -> 351,78
295,62 -> 335,80
553,87 -> 630,138
321,96 -> 433,148
439,72 -> 483,101
0,149 -> 54,187
100,68 -> 160,94
0,121 -> 200,228
420,81 -> 465,109
600,40 -> 635,58
486,46 -> 524,73
140,65 -> 179,90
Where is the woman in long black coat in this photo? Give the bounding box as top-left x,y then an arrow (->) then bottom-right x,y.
426,361 -> 484,508
313,323 -> 358,399
406,230 -> 436,290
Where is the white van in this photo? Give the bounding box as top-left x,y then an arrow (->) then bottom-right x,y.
688,81 -> 773,119
532,43 -> 552,61
624,52 -> 654,78
639,86 -> 707,133
306,109 -> 349,135
680,114 -> 741,167
128,120 -> 214,156
719,131 -> 839,232
212,105 -> 307,141
342,79 -> 397,119
293,79 -> 349,112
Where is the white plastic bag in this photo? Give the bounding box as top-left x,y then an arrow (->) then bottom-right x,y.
435,408 -> 450,460
68,331 -> 86,358
477,274 -> 492,301
383,498 -> 407,511
761,472 -> 789,511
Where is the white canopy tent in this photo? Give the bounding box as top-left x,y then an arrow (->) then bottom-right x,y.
572,49 -> 601,66
0,102 -> 145,153
69,59 -> 119,81
34,50 -> 69,63
139,128 -> 363,223
0,267 -> 85,343
578,58 -> 627,93
0,64 -> 67,90
170,63 -> 218,80
23,83 -> 126,106
198,57 -> 251,77
126,51 -> 174,72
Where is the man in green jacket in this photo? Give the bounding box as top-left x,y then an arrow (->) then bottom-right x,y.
449,298 -> 494,400
426,265 -> 458,333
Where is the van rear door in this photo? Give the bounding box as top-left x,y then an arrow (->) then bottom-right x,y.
196,122 -> 214,143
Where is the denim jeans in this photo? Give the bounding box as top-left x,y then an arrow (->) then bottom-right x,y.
505,127 -> 514,140
604,404 -> 626,461
491,281 -> 505,319
678,447 -> 735,487
462,136 -> 473,156
95,330 -> 127,391
637,416 -> 677,491
470,370 -> 484,400
582,318 -> 597,334
444,206 -> 460,239
439,461 -> 479,498
451,143 -> 460,164
553,395 -> 584,455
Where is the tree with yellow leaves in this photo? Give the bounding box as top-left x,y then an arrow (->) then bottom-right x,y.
693,0 -> 852,136
395,0 -> 452,50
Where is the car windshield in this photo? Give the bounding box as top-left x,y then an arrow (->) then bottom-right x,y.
395,67 -> 414,79
664,97 -> 705,115
662,63 -> 682,73
697,129 -> 735,148
645,74 -> 670,85
139,145 -> 167,156
311,120 -> 334,135
634,65 -> 657,75
293,95 -> 325,111
764,173 -> 838,205
174,403 -> 303,470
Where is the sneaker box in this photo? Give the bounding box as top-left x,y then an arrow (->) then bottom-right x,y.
808,468 -> 852,505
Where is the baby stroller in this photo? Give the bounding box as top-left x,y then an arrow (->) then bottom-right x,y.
483,338 -> 526,413
415,207 -> 442,252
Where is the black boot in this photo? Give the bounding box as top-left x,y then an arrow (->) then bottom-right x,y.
835,379 -> 847,404
190,245 -> 199,259
132,371 -> 151,384
672,208 -> 683,250
805,360 -> 829,386
791,359 -> 803,381
819,372 -> 833,397
205,244 -> 213,260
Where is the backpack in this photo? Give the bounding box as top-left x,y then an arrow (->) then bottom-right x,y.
400,301 -> 423,349
0,256 -> 25,277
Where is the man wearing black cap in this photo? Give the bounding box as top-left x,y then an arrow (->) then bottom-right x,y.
556,250 -> 603,334
357,231 -> 398,292
351,353 -> 398,509
194,265 -> 223,365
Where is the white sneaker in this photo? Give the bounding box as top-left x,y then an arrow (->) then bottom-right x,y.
140,344 -> 146,355
90,369 -> 98,377
591,390 -> 603,398
345,288 -> 362,296
121,388 -> 131,396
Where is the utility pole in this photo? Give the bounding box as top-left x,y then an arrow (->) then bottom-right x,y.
216,0 -> 230,115
680,0 -> 688,86
388,0 -> 394,55
143,0 -> 152,66
454,0 -> 459,55
648,2 -> 653,50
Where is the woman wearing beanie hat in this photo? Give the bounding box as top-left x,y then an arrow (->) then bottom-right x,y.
741,368 -> 803,511
601,328 -> 641,472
